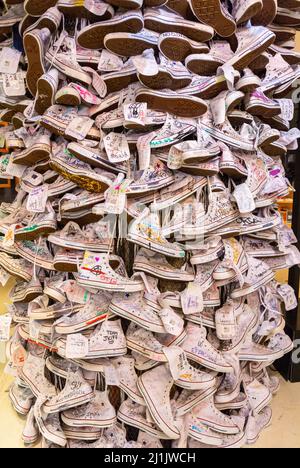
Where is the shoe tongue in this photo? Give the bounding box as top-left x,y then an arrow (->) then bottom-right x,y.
157,6 -> 179,18
240,123 -> 256,141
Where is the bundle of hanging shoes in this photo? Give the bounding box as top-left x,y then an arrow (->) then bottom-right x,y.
1,0 -> 300,449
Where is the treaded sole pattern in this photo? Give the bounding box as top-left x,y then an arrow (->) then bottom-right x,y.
25,0 -> 57,16
190,0 -> 236,37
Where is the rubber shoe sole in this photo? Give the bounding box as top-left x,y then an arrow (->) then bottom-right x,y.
77,13 -> 144,50
158,33 -> 209,62
35,77 -> 55,115
25,0 -> 57,16
24,32 -> 46,96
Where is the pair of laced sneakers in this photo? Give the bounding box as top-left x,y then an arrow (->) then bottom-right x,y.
7,275 -> 293,441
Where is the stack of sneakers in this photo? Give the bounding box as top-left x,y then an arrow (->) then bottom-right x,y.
0,0 -> 299,449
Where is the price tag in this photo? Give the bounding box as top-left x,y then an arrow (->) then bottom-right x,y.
233,183 -> 255,214
181,283 -> 204,315
158,307 -> 184,336
3,72 -> 26,97
3,225 -> 15,248
104,365 -> 120,386
66,333 -> 88,359
98,49 -> 123,72
26,185 -> 48,213
0,266 -> 10,286
163,346 -> 188,380
0,314 -> 12,342
0,47 -> 21,74
65,116 -> 94,141
215,305 -> 236,340
123,102 -> 147,127
104,132 -> 130,163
